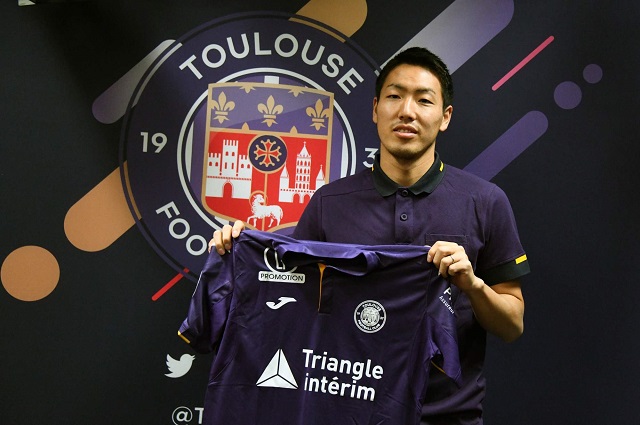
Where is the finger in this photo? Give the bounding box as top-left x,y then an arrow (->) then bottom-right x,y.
214,228 -> 228,255
231,220 -> 246,237
221,224 -> 235,252
427,241 -> 459,263
426,241 -> 448,263
426,245 -> 436,263
208,229 -> 225,253
439,254 -> 457,278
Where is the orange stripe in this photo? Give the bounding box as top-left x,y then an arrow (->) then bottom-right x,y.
317,263 -> 326,311
64,165 -> 135,252
431,360 -> 446,375
177,331 -> 191,344
295,0 -> 367,37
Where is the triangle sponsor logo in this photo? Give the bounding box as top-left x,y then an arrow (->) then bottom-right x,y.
256,349 -> 298,390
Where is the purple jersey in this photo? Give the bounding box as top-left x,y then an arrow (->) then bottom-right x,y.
179,230 -> 461,425
292,153 -> 530,423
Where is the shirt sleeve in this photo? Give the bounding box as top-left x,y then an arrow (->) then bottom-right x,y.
476,185 -> 530,285
178,250 -> 234,353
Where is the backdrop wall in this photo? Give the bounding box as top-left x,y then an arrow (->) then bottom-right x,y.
2,1 -> 639,424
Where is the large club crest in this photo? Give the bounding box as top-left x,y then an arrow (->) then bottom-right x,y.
119,12 -> 379,279
202,82 -> 333,231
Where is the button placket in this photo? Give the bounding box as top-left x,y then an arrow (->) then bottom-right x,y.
395,189 -> 413,242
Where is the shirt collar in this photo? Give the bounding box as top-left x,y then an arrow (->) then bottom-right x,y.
371,152 -> 446,196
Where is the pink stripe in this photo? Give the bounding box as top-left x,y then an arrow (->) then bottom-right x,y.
492,35 -> 555,91
152,268 -> 189,301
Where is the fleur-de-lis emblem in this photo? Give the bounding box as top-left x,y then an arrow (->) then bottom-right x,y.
211,91 -> 235,124
306,99 -> 330,131
257,95 -> 284,127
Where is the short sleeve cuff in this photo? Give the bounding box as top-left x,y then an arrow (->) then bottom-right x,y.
480,254 -> 530,286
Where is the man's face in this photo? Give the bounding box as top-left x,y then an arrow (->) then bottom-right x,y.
373,64 -> 452,163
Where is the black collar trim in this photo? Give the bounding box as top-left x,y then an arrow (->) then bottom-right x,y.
371,152 -> 445,196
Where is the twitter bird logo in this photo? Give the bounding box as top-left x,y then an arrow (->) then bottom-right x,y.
165,354 -> 195,378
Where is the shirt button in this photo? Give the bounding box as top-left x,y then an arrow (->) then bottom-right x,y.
400,189 -> 409,197
400,213 -> 408,221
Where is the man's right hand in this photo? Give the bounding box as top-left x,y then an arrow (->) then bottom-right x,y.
209,221 -> 246,254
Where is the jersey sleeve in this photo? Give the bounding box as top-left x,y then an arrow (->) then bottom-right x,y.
426,311 -> 462,387
178,250 -> 234,354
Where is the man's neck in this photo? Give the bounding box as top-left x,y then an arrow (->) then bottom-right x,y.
379,151 -> 435,187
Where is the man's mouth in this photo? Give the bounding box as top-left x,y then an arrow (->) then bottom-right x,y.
393,125 -> 417,135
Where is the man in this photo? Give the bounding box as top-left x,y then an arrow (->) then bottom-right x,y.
210,47 -> 529,424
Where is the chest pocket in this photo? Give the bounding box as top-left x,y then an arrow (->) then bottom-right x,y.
424,234 -> 467,247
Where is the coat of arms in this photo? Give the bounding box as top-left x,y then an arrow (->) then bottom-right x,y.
202,82 -> 333,231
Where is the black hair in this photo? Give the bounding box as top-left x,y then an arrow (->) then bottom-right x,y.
375,47 -> 454,109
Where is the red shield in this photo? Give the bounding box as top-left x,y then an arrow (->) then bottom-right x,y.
201,82 -> 333,231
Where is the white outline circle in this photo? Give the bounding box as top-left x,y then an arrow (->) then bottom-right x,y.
354,300 -> 386,333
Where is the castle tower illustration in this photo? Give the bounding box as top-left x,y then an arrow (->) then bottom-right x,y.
279,142 -> 325,203
205,139 -> 252,199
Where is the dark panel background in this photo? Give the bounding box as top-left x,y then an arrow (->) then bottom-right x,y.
2,1 -> 639,424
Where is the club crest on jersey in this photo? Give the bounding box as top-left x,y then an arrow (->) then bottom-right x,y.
202,83 -> 332,232
354,300 -> 386,333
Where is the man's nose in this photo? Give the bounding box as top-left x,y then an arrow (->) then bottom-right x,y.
398,99 -> 416,120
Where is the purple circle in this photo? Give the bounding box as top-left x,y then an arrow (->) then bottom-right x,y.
583,64 -> 603,84
554,81 -> 582,110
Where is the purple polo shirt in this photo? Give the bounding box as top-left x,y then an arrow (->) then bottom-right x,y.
292,153 -> 530,425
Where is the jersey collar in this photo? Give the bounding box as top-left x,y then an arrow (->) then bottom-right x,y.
371,152 -> 446,196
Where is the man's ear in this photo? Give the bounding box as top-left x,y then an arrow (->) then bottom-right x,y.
440,105 -> 453,132
372,97 -> 379,124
